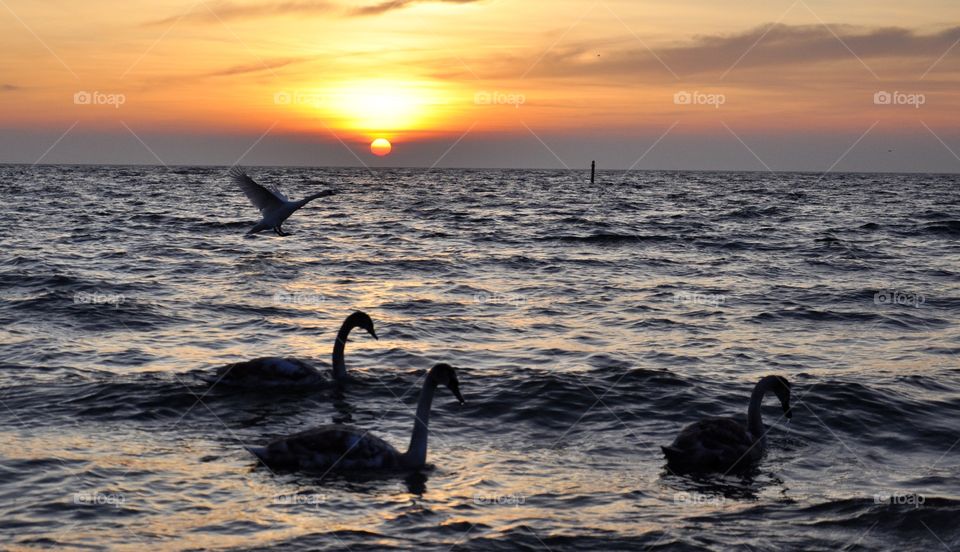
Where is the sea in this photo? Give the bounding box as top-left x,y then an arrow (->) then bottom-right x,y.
0,165 -> 958,551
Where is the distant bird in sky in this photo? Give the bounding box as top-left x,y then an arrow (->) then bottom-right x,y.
229,166 -> 336,236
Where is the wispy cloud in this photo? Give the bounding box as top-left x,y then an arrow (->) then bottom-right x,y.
203,58 -> 303,77
350,0 -> 480,17
138,57 -> 309,90
146,0 -> 479,25
146,0 -> 335,26
1,84 -> 21,92
522,24 -> 960,80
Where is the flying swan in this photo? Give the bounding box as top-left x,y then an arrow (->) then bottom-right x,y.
212,311 -> 378,387
229,166 -> 336,236
247,363 -> 465,471
662,375 -> 792,473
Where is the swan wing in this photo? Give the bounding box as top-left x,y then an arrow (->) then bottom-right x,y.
254,425 -> 400,470
264,180 -> 290,203
214,357 -> 321,386
664,417 -> 757,472
229,167 -> 287,213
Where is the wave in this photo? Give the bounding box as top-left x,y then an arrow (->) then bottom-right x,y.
916,220 -> 960,236
723,205 -> 782,219
552,233 -> 675,245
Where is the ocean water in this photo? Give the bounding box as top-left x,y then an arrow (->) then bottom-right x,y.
0,165 -> 958,551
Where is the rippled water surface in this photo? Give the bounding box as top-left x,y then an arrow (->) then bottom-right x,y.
1,165 -> 959,551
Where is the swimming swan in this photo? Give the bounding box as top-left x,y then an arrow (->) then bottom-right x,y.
229,166 -> 336,236
662,375 -> 792,473
247,363 -> 464,471
213,311 -> 378,387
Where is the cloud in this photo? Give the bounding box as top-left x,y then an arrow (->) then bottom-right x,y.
203,58 -> 303,78
350,0 -> 480,17
146,1 -> 334,26
146,0 -> 479,25
523,24 -> 960,80
139,57 -> 308,90
1,84 -> 20,92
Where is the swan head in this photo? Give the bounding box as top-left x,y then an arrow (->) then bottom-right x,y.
345,311 -> 378,340
766,375 -> 792,419
429,363 -> 465,405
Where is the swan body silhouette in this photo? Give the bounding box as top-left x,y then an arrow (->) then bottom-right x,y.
248,363 -> 464,471
213,311 -> 377,387
662,375 -> 792,473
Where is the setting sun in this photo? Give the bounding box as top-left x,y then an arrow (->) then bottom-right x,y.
370,138 -> 392,156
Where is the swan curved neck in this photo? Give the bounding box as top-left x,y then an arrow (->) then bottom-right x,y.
331,320 -> 355,380
747,380 -> 772,441
401,377 -> 437,468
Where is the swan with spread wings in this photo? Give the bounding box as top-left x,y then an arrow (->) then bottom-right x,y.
229,167 -> 337,236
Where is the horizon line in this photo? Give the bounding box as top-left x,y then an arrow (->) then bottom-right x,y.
3,162 -> 958,176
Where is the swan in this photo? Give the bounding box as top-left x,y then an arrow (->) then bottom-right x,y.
229,166 -> 336,236
662,375 -> 792,473
213,311 -> 378,387
247,363 -> 465,471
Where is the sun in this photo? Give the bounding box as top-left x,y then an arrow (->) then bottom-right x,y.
370,138 -> 392,156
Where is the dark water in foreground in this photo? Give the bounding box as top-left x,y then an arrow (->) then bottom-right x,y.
0,165 -> 958,551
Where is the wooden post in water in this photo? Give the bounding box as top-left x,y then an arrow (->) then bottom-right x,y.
590,160 -> 596,184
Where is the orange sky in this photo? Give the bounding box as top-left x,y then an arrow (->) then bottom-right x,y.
1,0 -> 960,170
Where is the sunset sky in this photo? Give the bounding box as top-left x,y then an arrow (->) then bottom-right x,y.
2,0 -> 959,171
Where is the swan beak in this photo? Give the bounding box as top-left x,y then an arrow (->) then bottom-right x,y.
370,329 -> 379,340
450,385 -> 465,405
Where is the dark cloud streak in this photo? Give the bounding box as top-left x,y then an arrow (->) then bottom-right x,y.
350,0 -> 479,17
145,0 -> 479,25
203,58 -> 303,77
525,24 -> 960,80
147,1 -> 333,26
